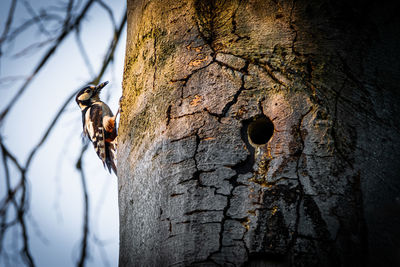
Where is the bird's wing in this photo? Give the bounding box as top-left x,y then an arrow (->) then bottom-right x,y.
87,104 -> 107,166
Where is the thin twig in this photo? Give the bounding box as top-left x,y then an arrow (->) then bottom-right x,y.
0,0 -> 17,57
21,0 -> 51,36
10,13 -> 63,40
75,29 -> 95,77
0,0 -> 96,123
76,144 -> 89,267
0,2 -> 127,266
95,0 -> 117,30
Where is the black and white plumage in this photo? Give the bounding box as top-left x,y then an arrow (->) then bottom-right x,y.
75,81 -> 118,175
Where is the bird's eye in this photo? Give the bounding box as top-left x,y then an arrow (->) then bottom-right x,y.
85,89 -> 91,93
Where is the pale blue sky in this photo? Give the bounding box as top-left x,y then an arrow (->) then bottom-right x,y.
0,0 -> 126,266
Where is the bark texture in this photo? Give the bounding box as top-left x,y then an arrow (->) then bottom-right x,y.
118,0 -> 400,266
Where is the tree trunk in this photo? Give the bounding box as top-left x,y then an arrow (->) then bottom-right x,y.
118,0 -> 400,266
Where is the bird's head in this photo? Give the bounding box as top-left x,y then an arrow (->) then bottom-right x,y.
76,81 -> 109,110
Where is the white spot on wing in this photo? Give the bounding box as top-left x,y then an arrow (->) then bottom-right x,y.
85,109 -> 95,140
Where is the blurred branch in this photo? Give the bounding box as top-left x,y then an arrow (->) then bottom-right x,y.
12,38 -> 56,58
75,144 -> 89,267
92,235 -> 111,267
96,7 -> 127,84
0,0 -> 96,123
0,0 -> 127,266
0,0 -> 17,58
0,139 -> 35,267
75,29 -> 95,77
4,14 -> 63,45
95,0 -> 117,30
21,0 -> 51,36
0,75 -> 28,86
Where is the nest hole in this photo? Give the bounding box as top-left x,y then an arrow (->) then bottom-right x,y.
247,115 -> 274,146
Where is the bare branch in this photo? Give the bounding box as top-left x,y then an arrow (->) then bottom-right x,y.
0,1 -> 127,266
0,75 -> 28,86
21,0 -> 51,36
19,202 -> 35,267
0,0 -> 17,58
12,38 -> 56,58
24,90 -> 79,169
96,9 -> 127,84
0,0 -> 96,123
75,144 -> 89,267
74,29 -> 95,77
92,235 -> 111,267
0,139 -> 35,266
0,139 -> 24,172
95,0 -> 117,30
63,0 -> 75,30
5,14 -> 63,44
0,145 -> 12,254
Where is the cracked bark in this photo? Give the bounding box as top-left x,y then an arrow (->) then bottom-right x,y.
119,0 -> 400,266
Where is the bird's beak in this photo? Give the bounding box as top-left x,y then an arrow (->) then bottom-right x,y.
95,81 -> 109,94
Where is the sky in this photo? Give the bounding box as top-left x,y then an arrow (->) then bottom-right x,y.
0,0 -> 126,266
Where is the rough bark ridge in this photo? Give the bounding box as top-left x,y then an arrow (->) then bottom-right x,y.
119,0 -> 400,266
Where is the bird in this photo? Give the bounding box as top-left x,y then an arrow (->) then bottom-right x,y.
75,81 -> 118,175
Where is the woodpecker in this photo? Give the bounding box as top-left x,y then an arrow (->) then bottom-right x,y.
75,81 -> 118,175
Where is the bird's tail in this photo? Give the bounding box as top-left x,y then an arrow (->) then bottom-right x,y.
105,141 -> 117,176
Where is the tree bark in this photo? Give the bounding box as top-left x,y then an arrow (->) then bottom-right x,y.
118,0 -> 400,266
